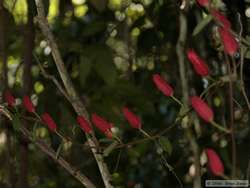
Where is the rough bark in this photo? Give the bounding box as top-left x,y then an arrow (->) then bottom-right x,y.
0,1 -> 16,188
18,0 -> 35,187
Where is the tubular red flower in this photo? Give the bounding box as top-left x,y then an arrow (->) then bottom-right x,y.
77,116 -> 92,133
218,28 -> 239,56
196,0 -> 209,7
23,96 -> 35,113
122,107 -> 141,129
205,148 -> 224,176
4,90 -> 16,107
152,74 -> 174,96
41,112 -> 57,132
187,49 -> 209,76
104,130 -> 113,139
211,9 -> 231,29
91,113 -> 113,133
190,96 -> 214,122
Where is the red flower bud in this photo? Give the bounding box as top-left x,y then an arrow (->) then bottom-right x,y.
23,96 -> 35,113
152,74 -> 173,96
205,148 -> 224,176
91,113 -> 113,134
122,107 -> 141,129
211,9 -> 231,29
41,112 -> 57,132
196,0 -> 209,7
218,28 -> 239,56
190,96 -> 214,122
77,116 -> 92,133
187,49 -> 209,76
4,90 -> 16,107
104,130 -> 113,139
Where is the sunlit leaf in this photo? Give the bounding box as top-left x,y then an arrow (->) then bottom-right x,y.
158,136 -> 172,156
192,15 -> 212,36
12,114 -> 21,132
79,57 -> 92,86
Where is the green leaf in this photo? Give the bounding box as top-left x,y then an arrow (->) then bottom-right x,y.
192,15 -> 213,36
158,137 -> 172,156
89,0 -> 107,12
32,122 -> 39,138
79,57 -> 92,86
82,21 -> 106,37
12,115 -> 21,132
93,48 -> 117,86
103,141 -> 119,157
56,143 -> 63,159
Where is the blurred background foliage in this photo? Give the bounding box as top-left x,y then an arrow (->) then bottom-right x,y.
1,0 -> 250,187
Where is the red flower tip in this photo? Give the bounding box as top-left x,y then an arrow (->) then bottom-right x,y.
187,49 -> 209,76
152,74 -> 174,96
23,96 -> 35,113
205,148 -> 224,176
91,113 -> 112,134
104,130 -> 113,139
77,116 -> 92,133
196,0 -> 209,7
218,28 -> 239,56
41,112 -> 57,132
4,90 -> 16,107
122,107 -> 141,129
211,9 -> 231,29
190,96 -> 214,122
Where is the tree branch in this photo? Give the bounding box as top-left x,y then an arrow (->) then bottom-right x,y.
34,1 -> 113,187
176,10 -> 201,188
0,106 -> 96,188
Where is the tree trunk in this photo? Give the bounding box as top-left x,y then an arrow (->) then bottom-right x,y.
18,0 -> 35,188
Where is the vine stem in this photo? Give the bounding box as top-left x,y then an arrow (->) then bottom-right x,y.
176,7 -> 202,188
224,53 -> 236,178
171,96 -> 183,106
139,129 -> 183,188
210,121 -> 230,134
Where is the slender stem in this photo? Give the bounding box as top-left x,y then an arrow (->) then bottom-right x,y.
200,81 -> 221,98
139,128 -> 153,140
139,128 -> 183,188
171,96 -> 183,107
210,121 -> 230,134
224,53 -> 236,178
176,9 -> 201,188
112,134 -> 122,144
34,112 -> 41,121
0,108 -> 96,188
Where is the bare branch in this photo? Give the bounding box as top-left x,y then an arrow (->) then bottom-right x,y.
0,107 -> 96,188
33,54 -> 71,102
34,1 -> 113,187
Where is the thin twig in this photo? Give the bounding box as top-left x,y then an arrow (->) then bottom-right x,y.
33,54 -> 71,102
0,107 -> 96,188
224,53 -> 236,178
237,13 -> 250,111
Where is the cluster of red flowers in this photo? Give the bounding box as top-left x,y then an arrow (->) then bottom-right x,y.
3,90 -> 143,139
3,0 -> 235,177
196,0 -> 238,56
150,3 -> 232,174
3,90 -> 58,132
186,8 -> 238,77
